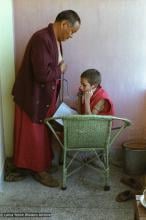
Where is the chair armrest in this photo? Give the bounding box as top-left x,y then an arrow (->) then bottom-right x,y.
110,117 -> 132,145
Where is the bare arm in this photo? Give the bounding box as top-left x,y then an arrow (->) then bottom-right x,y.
77,92 -> 82,114
84,91 -> 93,114
84,90 -> 105,115
92,99 -> 105,114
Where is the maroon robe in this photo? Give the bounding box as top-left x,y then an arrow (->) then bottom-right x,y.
12,24 -> 62,171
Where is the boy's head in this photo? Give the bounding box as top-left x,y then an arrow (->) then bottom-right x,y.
80,69 -> 101,92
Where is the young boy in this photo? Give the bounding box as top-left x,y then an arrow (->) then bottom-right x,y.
77,69 -> 115,163
78,68 -> 114,115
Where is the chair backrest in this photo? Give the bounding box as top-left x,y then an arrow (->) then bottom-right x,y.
44,115 -> 131,150
61,115 -> 131,150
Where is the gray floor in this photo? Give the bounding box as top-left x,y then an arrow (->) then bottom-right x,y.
0,164 -> 134,220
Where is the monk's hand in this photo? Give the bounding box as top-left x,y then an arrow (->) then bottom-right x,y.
59,60 -> 67,74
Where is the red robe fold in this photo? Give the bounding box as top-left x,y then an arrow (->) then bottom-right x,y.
13,105 -> 52,172
13,80 -> 60,172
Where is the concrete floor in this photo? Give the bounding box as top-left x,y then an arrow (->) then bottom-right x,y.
0,165 -> 134,220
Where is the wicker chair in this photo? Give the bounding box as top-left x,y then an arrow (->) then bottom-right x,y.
44,115 -> 131,190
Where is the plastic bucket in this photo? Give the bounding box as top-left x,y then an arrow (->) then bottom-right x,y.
122,140 -> 146,175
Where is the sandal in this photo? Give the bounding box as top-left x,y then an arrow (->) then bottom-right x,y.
4,157 -> 29,182
115,190 -> 135,202
4,172 -> 27,182
120,176 -> 143,190
32,171 -> 59,187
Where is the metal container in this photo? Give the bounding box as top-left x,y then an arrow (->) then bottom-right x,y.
122,140 -> 146,175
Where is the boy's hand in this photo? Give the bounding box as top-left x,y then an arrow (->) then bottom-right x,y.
84,90 -> 93,100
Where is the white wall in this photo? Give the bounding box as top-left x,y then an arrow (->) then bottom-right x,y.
0,0 -> 15,165
63,0 -> 146,142
13,0 -> 146,151
0,79 -> 5,191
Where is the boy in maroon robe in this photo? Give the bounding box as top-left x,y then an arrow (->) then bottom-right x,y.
78,69 -> 114,116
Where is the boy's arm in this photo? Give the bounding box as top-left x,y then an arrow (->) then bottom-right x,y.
77,91 -> 106,115
77,93 -> 82,114
84,91 -> 93,114
84,97 -> 105,115
92,99 -> 105,114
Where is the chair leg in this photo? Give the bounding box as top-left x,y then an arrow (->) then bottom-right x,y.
61,150 -> 67,190
104,152 -> 110,191
61,167 -> 67,190
59,148 -> 63,165
104,185 -> 110,191
104,169 -> 110,191
61,186 -> 67,190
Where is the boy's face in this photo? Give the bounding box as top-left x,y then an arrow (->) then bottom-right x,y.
80,77 -> 95,93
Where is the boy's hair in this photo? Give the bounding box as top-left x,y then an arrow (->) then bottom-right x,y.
81,69 -> 101,86
55,10 -> 81,26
